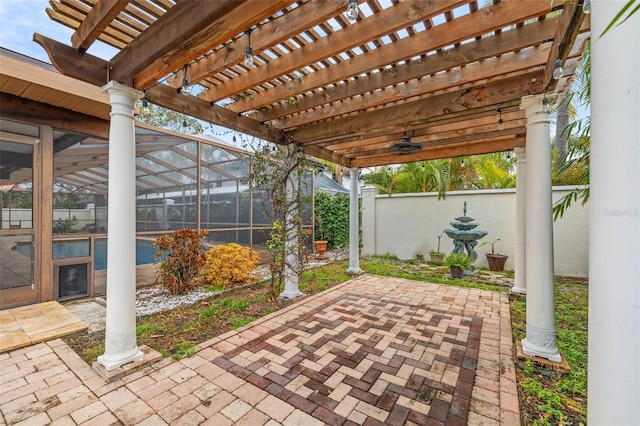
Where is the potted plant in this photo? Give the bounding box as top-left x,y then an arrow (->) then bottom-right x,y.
429,233 -> 445,265
313,216 -> 328,259
480,238 -> 508,272
443,252 -> 473,278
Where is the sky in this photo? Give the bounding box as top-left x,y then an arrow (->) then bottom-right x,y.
0,0 -> 117,62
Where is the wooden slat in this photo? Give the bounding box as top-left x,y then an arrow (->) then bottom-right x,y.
254,16 -> 559,123
294,71 -> 544,144
201,0 -> 469,102
170,0 -> 347,88
226,1 -> 558,114
71,0 -> 129,52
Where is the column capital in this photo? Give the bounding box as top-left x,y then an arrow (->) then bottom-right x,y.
349,167 -> 359,177
520,92 -> 557,111
101,80 -> 143,98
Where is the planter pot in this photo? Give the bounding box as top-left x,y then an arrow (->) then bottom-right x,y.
429,252 -> 445,265
314,240 -> 328,259
450,265 -> 465,279
416,254 -> 424,260
486,254 -> 508,272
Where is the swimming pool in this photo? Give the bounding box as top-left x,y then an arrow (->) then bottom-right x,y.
12,238 -> 159,271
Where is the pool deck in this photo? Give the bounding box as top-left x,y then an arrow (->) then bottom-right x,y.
0,275 -> 519,425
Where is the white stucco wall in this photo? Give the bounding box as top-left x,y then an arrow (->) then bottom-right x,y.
367,187 -> 589,277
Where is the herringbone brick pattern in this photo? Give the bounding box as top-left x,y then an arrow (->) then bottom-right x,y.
0,275 -> 519,425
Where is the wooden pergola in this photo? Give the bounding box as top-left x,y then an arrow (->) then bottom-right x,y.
33,0 -> 589,168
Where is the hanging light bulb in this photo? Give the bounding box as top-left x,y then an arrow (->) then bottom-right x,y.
181,77 -> 190,96
497,109 -> 505,130
141,99 -> 150,114
582,0 -> 591,14
460,158 -> 465,167
182,112 -> 188,129
506,150 -> 512,159
552,58 -> 564,80
346,0 -> 359,22
232,134 -> 237,143
244,30 -> 254,68
542,95 -> 551,113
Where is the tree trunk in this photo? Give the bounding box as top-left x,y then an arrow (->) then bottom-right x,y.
555,91 -> 570,159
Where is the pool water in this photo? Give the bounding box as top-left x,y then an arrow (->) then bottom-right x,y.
12,239 -> 160,271
94,239 -> 159,270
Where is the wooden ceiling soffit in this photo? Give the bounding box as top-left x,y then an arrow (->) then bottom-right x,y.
201,0 -> 469,103
277,47 -> 549,129
294,71 -> 544,144
350,136 -> 526,168
130,0 -> 294,88
0,92 -> 110,138
71,0 -> 129,53
259,16 -> 558,124
226,0 -> 558,113
172,0 -> 347,89
33,33 -> 109,87
544,1 -> 587,90
143,84 -> 275,142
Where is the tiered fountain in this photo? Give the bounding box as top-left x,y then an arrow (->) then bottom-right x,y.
444,202 -> 488,277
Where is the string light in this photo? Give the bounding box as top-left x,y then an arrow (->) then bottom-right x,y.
346,0 -> 359,22
552,58 -> 564,80
460,158 -> 465,167
141,99 -> 150,114
497,109 -> 505,130
244,29 -> 254,68
178,65 -> 190,95
182,112 -> 187,129
582,0 -> 591,14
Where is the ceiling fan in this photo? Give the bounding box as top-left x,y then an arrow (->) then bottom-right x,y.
389,132 -> 422,155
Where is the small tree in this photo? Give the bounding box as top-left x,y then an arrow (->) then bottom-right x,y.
247,134 -> 311,299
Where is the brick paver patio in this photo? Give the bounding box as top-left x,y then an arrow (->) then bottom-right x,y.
0,275 -> 519,425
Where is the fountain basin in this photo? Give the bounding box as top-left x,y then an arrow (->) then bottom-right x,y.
444,229 -> 488,241
449,222 -> 479,231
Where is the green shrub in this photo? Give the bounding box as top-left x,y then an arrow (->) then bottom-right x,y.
203,243 -> 260,288
314,190 -> 350,249
442,252 -> 473,268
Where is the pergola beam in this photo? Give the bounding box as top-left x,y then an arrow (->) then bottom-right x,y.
71,0 -> 128,53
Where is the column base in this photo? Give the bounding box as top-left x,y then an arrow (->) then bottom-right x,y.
97,347 -> 144,371
346,267 -> 362,275
279,290 -> 303,299
511,286 -> 526,295
521,337 -> 561,363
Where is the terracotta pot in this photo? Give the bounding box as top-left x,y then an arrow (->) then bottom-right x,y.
486,254 -> 508,271
314,240 -> 328,259
450,265 -> 464,279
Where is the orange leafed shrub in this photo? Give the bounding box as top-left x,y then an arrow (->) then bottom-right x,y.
203,243 -> 260,288
154,228 -> 208,295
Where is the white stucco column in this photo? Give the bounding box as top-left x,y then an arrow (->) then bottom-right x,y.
360,186 -> 378,256
520,93 -> 560,362
97,81 -> 144,371
280,145 -> 302,299
512,147 -> 527,294
347,168 -> 362,274
589,2 -> 640,423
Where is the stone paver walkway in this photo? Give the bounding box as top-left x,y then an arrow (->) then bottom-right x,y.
0,275 -> 519,425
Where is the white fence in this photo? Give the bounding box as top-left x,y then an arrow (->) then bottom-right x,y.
361,186 -> 590,278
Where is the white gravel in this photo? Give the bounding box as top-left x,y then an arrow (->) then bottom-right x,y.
67,249 -> 348,331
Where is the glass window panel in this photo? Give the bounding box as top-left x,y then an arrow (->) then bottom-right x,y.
53,239 -> 90,259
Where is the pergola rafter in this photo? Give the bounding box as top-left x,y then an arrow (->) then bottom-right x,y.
31,0 -> 588,169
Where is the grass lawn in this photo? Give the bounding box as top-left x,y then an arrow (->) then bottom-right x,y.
63,256 -> 587,425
